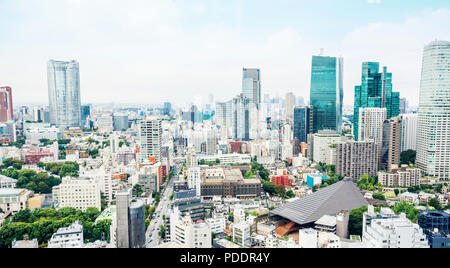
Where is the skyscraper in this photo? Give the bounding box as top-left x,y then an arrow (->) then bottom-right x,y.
139,117 -> 162,164
310,55 -> 344,133
232,94 -> 250,141
380,117 -> 402,171
293,106 -> 313,143
0,87 -> 13,123
400,114 -> 418,152
358,108 -> 387,145
417,40 -> 450,180
354,63 -> 400,140
47,60 -> 82,129
285,92 -> 295,120
242,68 -> 261,108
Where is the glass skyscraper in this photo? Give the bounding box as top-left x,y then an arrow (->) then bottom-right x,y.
354,62 -> 400,140
232,94 -> 250,141
417,40 -> 450,180
242,68 -> 261,109
47,60 -> 82,130
293,106 -> 313,143
310,55 -> 343,134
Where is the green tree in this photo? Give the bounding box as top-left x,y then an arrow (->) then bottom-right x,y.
286,190 -> 295,199
132,184 -> 143,197
349,206 -> 368,236
400,150 -> 416,165
428,198 -> 443,211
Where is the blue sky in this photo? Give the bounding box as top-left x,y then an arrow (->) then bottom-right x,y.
1,0 -> 450,107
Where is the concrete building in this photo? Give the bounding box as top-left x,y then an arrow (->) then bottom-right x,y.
137,165 -> 160,194
52,177 -> 101,212
116,189 -> 146,248
335,141 -> 379,181
48,221 -> 84,248
358,108 -> 387,145
0,175 -> 17,188
400,113 -> 418,152
233,222 -> 252,247
378,165 -> 421,188
170,208 -> 212,248
380,116 -> 402,171
0,188 -> 33,214
308,130 -> 351,164
362,206 -> 428,248
139,118 -> 162,164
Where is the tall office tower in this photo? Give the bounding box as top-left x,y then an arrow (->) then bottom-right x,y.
116,189 -> 146,248
358,108 -> 387,145
206,128 -> 217,155
242,68 -> 261,108
293,106 -> 314,143
285,92 -> 295,120
232,94 -> 250,141
139,118 -> 162,163
354,62 -> 400,140
47,60 -> 82,130
81,105 -> 90,121
400,98 -> 408,114
380,117 -> 402,171
400,114 -> 418,152
215,101 -> 232,138
336,141 -> 379,181
0,87 -> 13,122
310,55 -> 344,133
417,40 -> 450,180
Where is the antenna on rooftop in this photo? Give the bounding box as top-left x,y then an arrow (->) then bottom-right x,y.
319,48 -> 324,56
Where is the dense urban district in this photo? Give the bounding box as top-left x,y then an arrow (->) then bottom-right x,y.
0,41 -> 449,249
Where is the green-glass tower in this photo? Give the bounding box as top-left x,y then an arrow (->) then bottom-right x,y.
310,55 -> 344,134
354,62 -> 400,140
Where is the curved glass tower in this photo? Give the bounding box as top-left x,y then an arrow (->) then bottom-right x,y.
47,60 -> 82,130
417,40 -> 450,180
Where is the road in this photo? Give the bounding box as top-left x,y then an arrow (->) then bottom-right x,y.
145,164 -> 180,248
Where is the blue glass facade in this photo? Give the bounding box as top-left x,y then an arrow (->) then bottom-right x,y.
293,106 -> 313,143
310,56 -> 343,134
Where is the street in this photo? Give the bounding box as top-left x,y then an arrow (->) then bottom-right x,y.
145,164 -> 181,248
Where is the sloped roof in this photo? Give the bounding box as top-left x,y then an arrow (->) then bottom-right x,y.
271,178 -> 368,225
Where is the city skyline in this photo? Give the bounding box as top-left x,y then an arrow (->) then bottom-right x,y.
1,0 -> 450,106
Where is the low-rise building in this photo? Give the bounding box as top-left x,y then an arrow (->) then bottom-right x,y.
0,188 -> 33,214
378,165 -> 421,188
48,221 -> 84,248
0,175 -> 17,188
362,206 -> 428,248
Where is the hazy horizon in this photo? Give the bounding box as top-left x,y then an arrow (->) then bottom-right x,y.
1,0 -> 450,107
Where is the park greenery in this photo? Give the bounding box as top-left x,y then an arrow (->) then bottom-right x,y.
356,174 -> 383,191
0,207 -> 111,248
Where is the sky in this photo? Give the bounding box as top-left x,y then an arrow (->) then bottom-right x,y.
1,0 -> 450,107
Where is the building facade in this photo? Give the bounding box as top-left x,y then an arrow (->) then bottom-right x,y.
417,40 -> 450,180
354,63 -> 400,141
310,55 -> 344,133
47,60 -> 82,129
293,106 -> 313,144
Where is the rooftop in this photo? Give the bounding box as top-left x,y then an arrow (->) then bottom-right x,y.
271,179 -> 368,226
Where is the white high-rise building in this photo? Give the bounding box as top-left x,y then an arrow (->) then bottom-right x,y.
400,114 -> 418,152
187,167 -> 201,196
52,177 -> 101,212
417,40 -> 450,180
139,118 -> 162,164
358,108 -> 387,145
47,60 -> 82,129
